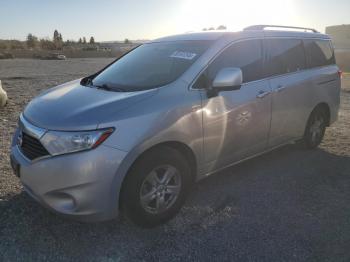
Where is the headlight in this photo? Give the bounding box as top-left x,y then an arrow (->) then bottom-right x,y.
40,128 -> 114,156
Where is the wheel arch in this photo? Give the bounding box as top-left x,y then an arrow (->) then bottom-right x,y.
313,102 -> 331,126
118,141 -> 198,209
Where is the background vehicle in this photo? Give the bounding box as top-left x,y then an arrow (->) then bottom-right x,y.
10,25 -> 340,227
46,53 -> 66,60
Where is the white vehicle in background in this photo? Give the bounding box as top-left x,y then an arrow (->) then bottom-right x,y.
55,54 -> 67,60
0,80 -> 8,107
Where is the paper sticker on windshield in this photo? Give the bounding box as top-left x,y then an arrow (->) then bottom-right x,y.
170,51 -> 197,60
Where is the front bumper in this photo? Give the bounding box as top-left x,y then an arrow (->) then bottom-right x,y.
10,136 -> 128,222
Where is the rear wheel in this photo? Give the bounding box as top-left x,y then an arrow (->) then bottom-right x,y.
302,108 -> 327,149
121,146 -> 192,228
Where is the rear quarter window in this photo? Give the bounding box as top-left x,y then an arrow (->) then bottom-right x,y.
304,39 -> 335,68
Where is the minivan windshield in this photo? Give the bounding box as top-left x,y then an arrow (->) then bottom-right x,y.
91,41 -> 212,92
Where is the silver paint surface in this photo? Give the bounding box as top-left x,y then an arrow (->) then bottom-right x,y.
11,29 -> 340,221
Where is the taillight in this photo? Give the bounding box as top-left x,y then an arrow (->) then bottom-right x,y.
338,70 -> 343,79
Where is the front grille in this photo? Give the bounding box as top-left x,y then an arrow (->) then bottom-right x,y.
20,132 -> 50,160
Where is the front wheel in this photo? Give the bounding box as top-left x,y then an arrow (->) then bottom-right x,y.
121,147 -> 192,228
302,108 -> 327,149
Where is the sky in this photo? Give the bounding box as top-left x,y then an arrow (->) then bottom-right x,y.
1,0 -> 349,41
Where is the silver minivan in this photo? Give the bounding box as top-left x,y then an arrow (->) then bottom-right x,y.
10,25 -> 341,227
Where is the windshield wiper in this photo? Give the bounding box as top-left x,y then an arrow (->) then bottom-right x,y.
92,84 -> 127,92
95,84 -> 112,91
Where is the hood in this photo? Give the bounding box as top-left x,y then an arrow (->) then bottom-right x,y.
24,79 -> 157,131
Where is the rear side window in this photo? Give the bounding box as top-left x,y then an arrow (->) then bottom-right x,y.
207,39 -> 263,83
265,39 -> 306,77
304,40 -> 335,68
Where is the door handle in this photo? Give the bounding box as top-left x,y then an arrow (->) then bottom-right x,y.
256,90 -> 270,98
275,85 -> 286,92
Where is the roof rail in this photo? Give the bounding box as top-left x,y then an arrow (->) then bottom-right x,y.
244,25 -> 319,33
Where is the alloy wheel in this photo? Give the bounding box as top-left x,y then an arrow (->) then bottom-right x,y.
309,114 -> 325,144
140,165 -> 182,214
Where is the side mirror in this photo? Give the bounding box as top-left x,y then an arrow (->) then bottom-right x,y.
208,67 -> 243,97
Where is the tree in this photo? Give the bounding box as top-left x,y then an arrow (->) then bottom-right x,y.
208,27 -> 215,31
78,38 -> 82,44
52,30 -> 63,50
83,37 -> 86,44
89,36 -> 95,44
53,30 -> 60,42
202,28 -> 208,31
40,39 -> 56,50
124,38 -> 131,44
217,25 -> 227,30
26,33 -> 38,48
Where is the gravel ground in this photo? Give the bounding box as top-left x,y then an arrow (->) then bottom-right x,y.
0,59 -> 350,262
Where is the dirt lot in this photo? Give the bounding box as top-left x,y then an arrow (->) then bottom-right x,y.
0,59 -> 350,261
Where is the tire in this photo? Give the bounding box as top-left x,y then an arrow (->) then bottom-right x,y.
121,146 -> 192,228
302,107 -> 327,149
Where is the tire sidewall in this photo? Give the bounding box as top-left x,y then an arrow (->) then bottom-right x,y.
121,146 -> 191,227
304,108 -> 327,148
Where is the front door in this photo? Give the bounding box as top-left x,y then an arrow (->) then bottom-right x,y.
194,39 -> 272,172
